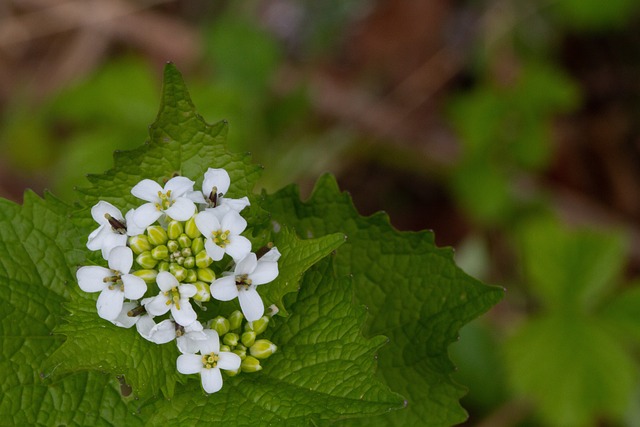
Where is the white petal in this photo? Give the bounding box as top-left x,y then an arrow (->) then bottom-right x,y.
221,211 -> 247,235
107,246 -> 133,273
172,300 -> 197,326
177,354 -> 202,375
145,294 -> 171,316
217,351 -> 241,371
125,209 -> 145,236
225,236 -> 252,262
179,284 -> 197,299
185,320 -> 204,333
149,319 -> 176,344
259,247 -> 281,263
220,196 -> 250,212
97,287 -> 124,321
132,203 -> 162,229
122,274 -> 147,300
200,368 -> 223,394
194,211 -> 220,237
186,190 -> 206,204
200,329 -> 220,354
210,276 -> 238,301
164,176 -> 195,197
136,314 -> 156,339
156,271 -> 179,292
251,261 -> 279,285
131,179 -> 162,202
204,239 -> 225,261
238,288 -> 264,322
235,253 -> 257,276
86,225 -> 109,251
203,168 -> 231,196
164,197 -> 196,221
91,201 -> 123,225
111,302 -> 139,328
100,233 -> 129,260
177,330 -> 208,354
77,266 -> 110,293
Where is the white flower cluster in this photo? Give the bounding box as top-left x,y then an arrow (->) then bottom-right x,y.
76,168 -> 280,394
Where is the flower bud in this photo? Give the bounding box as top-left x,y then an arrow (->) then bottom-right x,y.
241,356 -> 262,373
185,216 -> 200,239
128,235 -> 151,254
220,344 -> 231,352
181,247 -> 192,257
197,267 -> 215,283
176,256 -> 185,265
169,263 -> 187,282
167,240 -> 179,253
224,368 -> 240,377
183,256 -> 195,269
223,332 -> 239,347
193,281 -> 211,302
185,269 -> 198,283
241,331 -> 256,347
157,261 -> 170,272
151,245 -> 169,260
191,236 -> 205,255
133,269 -> 158,283
250,339 -> 277,359
211,316 -> 230,336
233,348 -> 247,359
229,310 -> 244,331
136,251 -> 158,269
178,233 -> 191,249
195,251 -> 213,268
246,316 -> 269,335
167,220 -> 183,240
146,225 -> 168,246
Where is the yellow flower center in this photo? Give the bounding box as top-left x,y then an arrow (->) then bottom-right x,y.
212,229 -> 231,247
202,352 -> 219,369
155,190 -> 174,211
164,286 -> 182,310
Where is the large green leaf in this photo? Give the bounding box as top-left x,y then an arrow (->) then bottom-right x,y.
261,175 -> 504,425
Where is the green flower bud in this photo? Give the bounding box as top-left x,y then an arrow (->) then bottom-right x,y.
178,233 -> 191,249
219,345 -> 231,352
235,343 -> 247,352
185,216 -> 200,239
183,256 -> 195,269
167,220 -> 183,240
185,269 -> 198,283
176,256 -> 185,265
241,356 -> 262,373
169,263 -> 187,282
197,267 -> 215,283
224,368 -> 240,377
146,225 -> 168,246
151,245 -> 169,260
223,332 -> 239,347
157,261 -> 170,272
241,331 -> 256,347
193,281 -> 211,302
233,348 -> 247,359
128,235 -> 151,254
246,316 -> 269,335
132,269 -> 158,283
229,310 -> 244,331
250,339 -> 278,359
195,251 -> 213,268
181,247 -> 192,257
211,316 -> 230,336
191,236 -> 205,254
167,240 -> 179,253
136,251 -> 158,269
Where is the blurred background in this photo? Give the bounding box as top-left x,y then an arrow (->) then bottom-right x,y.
2,0 -> 640,425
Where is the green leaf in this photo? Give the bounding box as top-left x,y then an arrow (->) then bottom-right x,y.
260,174 -> 504,426
0,194 -> 141,424
139,258 -> 405,425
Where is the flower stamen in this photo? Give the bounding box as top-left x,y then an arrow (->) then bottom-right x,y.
202,352 -> 219,369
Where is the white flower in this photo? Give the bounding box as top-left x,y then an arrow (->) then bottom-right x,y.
76,246 -> 147,321
176,329 -> 241,393
137,316 -> 177,344
177,320 -> 208,354
87,201 -> 130,259
145,272 -> 198,326
130,176 -> 196,229
195,210 -> 251,262
210,252 -> 279,322
110,301 -> 140,328
188,168 -> 250,215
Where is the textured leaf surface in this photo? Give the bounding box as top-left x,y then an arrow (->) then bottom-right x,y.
261,175 -> 504,426
0,194 -> 141,425
139,258 -> 404,425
